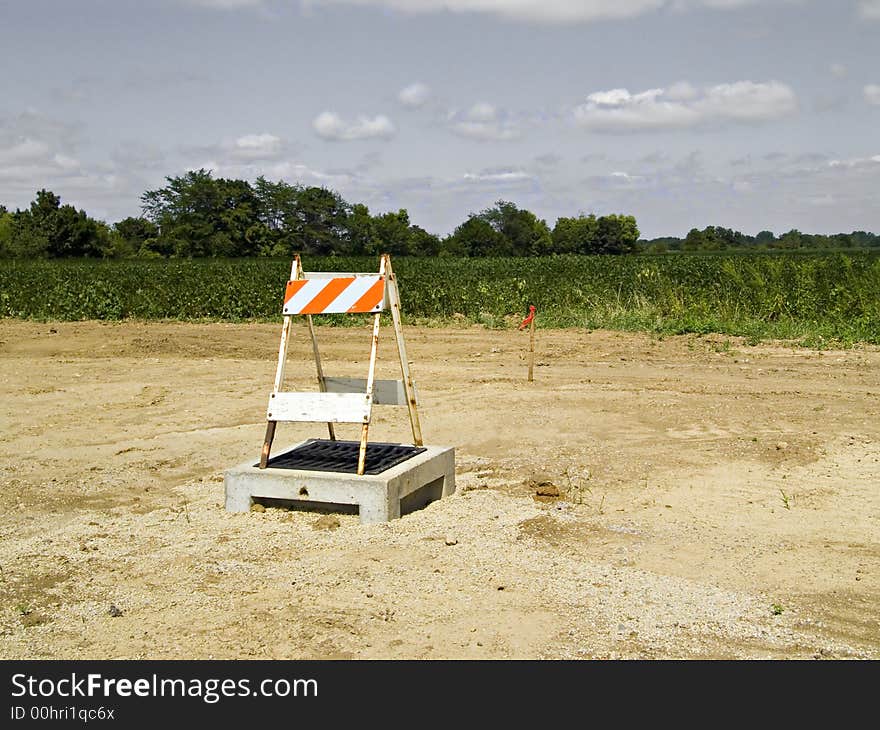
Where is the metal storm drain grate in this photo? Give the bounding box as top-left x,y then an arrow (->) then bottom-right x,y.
262,439 -> 426,475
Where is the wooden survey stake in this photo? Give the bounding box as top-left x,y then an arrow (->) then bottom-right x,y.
518,304 -> 537,382
528,315 -> 536,382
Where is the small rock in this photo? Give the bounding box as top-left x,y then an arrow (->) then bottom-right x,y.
776,442 -> 789,451
250,503 -> 265,513
445,537 -> 458,546
313,515 -> 341,531
108,605 -> 123,618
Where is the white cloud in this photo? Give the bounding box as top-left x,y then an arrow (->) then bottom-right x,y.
859,0 -> 880,19
203,159 -> 357,188
574,80 -> 797,132
462,169 -> 532,183
299,1 -> 784,24
665,81 -> 699,101
0,112 -> 88,190
230,133 -> 283,159
827,154 -> 880,169
0,110 -> 83,153
609,171 -> 646,184
312,111 -> 396,141
398,82 -> 431,108
449,103 -> 520,140
830,63 -> 847,78
180,132 -> 287,166
864,84 -> 880,106
0,139 -> 52,166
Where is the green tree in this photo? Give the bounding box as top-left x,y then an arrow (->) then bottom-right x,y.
593,214 -> 639,254
345,203 -> 377,255
371,209 -> 413,256
408,225 -> 441,257
778,229 -> 803,250
141,170 -> 261,257
477,200 -> 552,256
23,189 -> 105,258
112,217 -> 158,257
287,186 -> 347,255
0,210 -> 50,258
552,214 -> 598,254
683,228 -> 705,251
446,216 -> 505,257
755,230 -> 775,248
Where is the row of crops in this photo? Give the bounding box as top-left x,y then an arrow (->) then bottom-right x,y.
2,253 -> 879,344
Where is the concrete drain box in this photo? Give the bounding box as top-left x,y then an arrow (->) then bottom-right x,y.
225,439 -> 455,524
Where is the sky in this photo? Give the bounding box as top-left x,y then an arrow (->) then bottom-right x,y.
0,0 -> 878,238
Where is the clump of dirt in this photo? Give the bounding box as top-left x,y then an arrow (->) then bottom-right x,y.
527,474 -> 562,502
313,515 -> 341,531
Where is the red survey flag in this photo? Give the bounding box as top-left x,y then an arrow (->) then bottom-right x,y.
518,305 -> 536,330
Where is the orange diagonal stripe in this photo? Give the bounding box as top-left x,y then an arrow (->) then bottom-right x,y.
348,278 -> 385,313
300,277 -> 356,314
284,279 -> 308,305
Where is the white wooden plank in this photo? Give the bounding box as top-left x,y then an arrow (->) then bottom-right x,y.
323,377 -> 407,406
267,392 -> 371,423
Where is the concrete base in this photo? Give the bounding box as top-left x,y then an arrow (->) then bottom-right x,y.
224,442 -> 455,524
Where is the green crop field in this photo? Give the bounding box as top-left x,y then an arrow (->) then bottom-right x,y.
2,252 -> 879,346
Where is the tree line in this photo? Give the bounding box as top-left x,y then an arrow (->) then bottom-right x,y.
1,169 -> 875,259
0,170 -> 638,259
641,226 -> 879,252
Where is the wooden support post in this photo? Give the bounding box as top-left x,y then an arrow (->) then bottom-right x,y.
307,315 -> 336,441
298,253 -> 337,441
260,257 -> 299,469
528,315 -> 536,383
384,255 -> 423,446
259,421 -> 277,469
357,255 -> 387,475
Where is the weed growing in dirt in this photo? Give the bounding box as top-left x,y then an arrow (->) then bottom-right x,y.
562,467 -> 592,505
780,489 -> 792,510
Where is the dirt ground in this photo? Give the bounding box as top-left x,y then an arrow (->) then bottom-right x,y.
0,319 -> 878,660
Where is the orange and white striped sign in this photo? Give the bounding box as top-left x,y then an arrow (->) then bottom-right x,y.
283,275 -> 386,315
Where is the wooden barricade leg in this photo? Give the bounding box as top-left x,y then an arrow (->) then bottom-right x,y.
260,258 -> 299,469
357,256 -> 387,475
307,315 -> 336,441
298,252 -> 337,442
260,421 -> 277,469
385,255 -> 423,446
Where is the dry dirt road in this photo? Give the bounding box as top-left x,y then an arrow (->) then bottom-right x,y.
1,320 -> 878,659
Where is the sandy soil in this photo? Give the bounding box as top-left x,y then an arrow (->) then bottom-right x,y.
0,320 -> 878,659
